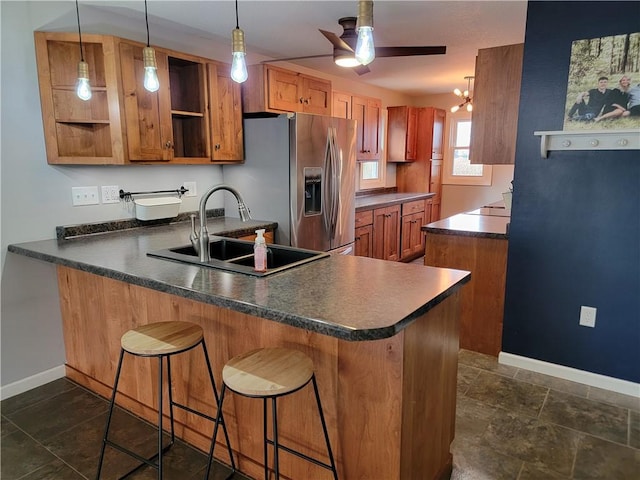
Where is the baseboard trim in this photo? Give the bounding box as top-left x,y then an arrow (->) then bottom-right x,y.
0,365 -> 66,400
499,352 -> 640,398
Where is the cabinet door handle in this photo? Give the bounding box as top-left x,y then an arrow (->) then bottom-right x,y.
165,140 -> 174,149
214,144 -> 221,151
299,97 -> 305,104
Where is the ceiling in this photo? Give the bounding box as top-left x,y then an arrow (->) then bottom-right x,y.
87,1 -> 528,97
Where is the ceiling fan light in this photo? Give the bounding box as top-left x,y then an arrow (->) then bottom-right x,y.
334,51 -> 362,67
466,102 -> 473,112
453,88 -> 462,97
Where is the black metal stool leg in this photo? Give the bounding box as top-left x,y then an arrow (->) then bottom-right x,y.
166,356 -> 176,445
201,340 -> 236,474
312,375 -> 338,480
157,355 -> 164,480
272,397 -> 280,480
263,398 -> 268,480
96,348 -> 126,480
206,383 -> 228,479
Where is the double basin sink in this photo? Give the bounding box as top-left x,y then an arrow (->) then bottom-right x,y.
148,237 -> 329,277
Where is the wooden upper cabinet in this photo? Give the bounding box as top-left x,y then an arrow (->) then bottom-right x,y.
332,91 -> 352,119
34,31 -> 125,164
470,43 -> 524,165
387,106 -> 419,162
352,95 -> 381,161
243,64 -> 331,115
431,108 -> 445,159
119,41 -> 173,162
35,31 -> 243,165
208,63 -> 244,162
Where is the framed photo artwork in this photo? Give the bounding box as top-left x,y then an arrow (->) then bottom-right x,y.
563,32 -> 640,131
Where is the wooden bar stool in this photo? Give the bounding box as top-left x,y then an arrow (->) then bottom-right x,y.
208,347 -> 338,480
95,321 -> 235,480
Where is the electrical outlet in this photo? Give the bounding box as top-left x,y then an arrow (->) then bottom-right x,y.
101,185 -> 120,204
183,181 -> 197,197
579,306 -> 597,328
71,186 -> 99,206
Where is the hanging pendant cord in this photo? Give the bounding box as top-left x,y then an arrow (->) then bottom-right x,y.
144,0 -> 150,46
235,0 -> 240,29
75,0 -> 84,61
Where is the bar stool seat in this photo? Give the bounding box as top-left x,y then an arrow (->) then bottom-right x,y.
96,321 -> 235,480
222,347 -> 314,397
209,347 -> 338,480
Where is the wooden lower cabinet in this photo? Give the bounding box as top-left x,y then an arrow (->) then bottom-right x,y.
425,232 -> 508,356
373,205 -> 401,261
354,210 -> 373,257
56,266 -> 460,480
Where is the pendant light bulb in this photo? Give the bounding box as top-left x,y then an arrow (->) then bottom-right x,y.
450,105 -> 460,113
453,88 -> 462,97
231,27 -> 248,83
74,0 -> 91,101
143,46 -> 160,92
355,26 -> 375,65
355,1 -> 375,65
76,60 -> 92,101
466,103 -> 473,112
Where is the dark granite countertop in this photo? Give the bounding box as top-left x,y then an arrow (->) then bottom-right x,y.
8,218 -> 470,342
355,192 -> 435,211
422,213 -> 509,239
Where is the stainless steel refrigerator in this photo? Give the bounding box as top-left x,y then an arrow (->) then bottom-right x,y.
223,113 -> 357,254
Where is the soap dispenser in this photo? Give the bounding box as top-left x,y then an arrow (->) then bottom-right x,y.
254,229 -> 267,272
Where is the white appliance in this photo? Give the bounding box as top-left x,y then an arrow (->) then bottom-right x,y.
223,113 -> 357,254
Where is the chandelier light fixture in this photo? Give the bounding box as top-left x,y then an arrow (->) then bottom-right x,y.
74,0 -> 91,101
142,0 -> 160,92
451,76 -> 474,113
230,0 -> 248,83
355,1 -> 375,66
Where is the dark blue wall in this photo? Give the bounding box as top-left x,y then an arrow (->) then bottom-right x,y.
503,1 -> 640,383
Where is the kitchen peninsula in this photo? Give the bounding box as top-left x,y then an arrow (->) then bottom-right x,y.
8,218 -> 470,480
423,209 -> 509,357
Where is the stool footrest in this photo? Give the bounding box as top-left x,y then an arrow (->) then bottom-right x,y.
104,439 -> 173,479
265,439 -> 336,472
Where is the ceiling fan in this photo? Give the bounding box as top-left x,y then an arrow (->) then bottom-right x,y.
266,17 -> 447,76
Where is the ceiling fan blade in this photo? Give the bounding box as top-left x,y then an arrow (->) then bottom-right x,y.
263,54 -> 333,63
375,46 -> 447,57
353,64 -> 371,76
319,29 -> 354,52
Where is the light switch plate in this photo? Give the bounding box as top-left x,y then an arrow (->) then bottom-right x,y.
72,186 -> 99,206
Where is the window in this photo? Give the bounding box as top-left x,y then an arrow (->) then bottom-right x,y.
443,116 -> 492,186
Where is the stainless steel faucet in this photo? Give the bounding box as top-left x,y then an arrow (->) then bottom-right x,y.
190,184 -> 252,262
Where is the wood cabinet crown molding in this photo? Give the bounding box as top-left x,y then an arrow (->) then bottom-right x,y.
34,31 -> 244,165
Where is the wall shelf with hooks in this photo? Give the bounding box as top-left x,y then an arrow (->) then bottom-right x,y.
534,129 -> 640,158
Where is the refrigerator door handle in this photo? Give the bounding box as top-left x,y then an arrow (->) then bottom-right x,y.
328,127 -> 340,240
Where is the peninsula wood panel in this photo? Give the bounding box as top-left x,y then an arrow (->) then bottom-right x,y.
425,233 -> 507,356
56,265 -> 459,480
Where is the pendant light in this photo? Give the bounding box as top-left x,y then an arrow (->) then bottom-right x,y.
142,0 -> 159,92
355,1 -> 375,66
74,0 -> 91,101
230,0 -> 248,83
451,76 -> 474,113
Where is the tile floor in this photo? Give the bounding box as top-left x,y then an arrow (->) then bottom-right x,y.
2,349 -> 639,479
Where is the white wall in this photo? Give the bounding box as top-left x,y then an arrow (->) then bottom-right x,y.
415,93 -> 515,217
